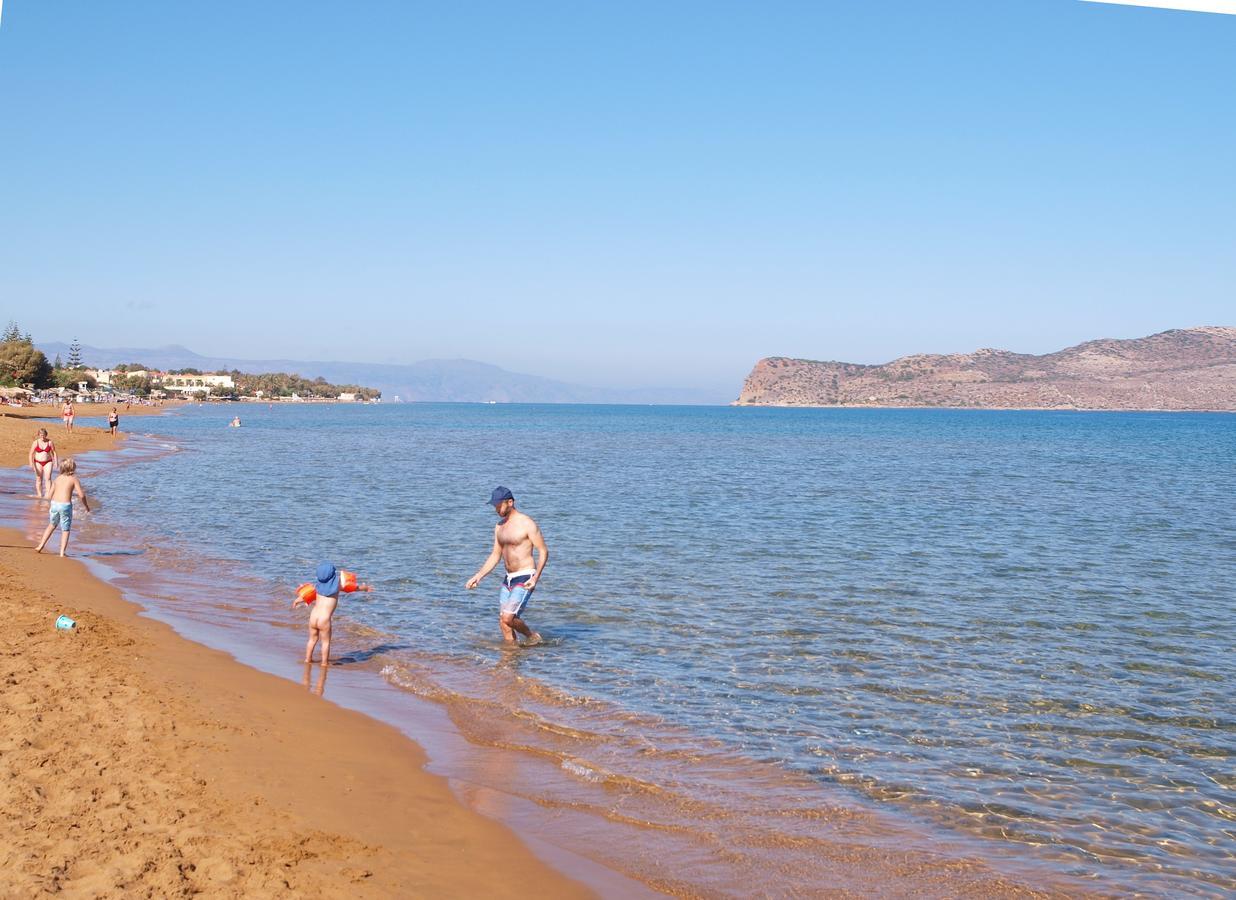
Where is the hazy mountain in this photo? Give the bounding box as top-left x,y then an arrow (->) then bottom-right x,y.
736,327 -> 1236,410
38,342 -> 727,405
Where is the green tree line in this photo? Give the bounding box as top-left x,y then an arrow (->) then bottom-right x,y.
0,322 -> 52,388
229,370 -> 380,400
2,324 -> 99,390
1,325 -> 378,399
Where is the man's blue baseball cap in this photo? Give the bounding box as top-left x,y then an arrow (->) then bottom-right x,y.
315,561 -> 340,596
489,485 -> 514,506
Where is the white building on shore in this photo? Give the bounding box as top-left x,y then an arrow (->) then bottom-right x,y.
85,369 -> 235,396
87,368 -> 152,387
160,373 -> 235,396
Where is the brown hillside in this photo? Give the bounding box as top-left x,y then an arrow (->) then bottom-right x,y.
736,327 -> 1236,410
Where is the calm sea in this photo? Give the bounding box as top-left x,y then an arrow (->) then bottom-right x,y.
7,403 -> 1234,896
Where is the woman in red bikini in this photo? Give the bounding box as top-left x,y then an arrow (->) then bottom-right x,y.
28,428 -> 58,499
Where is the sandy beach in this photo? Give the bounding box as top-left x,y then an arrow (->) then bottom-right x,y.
0,403 -> 187,472
2,402 -> 182,421
0,528 -> 589,898
1,415 -> 120,469
0,403 -> 589,898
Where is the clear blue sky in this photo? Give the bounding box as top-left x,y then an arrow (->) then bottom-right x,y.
1,1 -> 1232,391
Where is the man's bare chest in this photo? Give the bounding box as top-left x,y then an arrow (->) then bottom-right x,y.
497,522 -> 529,547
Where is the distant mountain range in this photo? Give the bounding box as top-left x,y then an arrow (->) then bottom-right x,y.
37,342 -> 728,405
736,327 -> 1236,411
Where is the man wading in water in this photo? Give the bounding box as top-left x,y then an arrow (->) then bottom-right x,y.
466,486 -> 548,645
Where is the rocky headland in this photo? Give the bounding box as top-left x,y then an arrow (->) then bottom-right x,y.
736,327 -> 1236,410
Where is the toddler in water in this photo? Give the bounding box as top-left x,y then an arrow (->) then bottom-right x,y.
35,458 -> 91,557
292,561 -> 373,666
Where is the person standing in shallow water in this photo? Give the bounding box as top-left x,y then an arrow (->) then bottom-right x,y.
28,428 -> 57,498
466,486 -> 549,645
35,457 -> 91,557
293,561 -> 374,666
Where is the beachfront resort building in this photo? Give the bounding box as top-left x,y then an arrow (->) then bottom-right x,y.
87,368 -> 152,386
159,373 -> 235,395
85,369 -> 235,396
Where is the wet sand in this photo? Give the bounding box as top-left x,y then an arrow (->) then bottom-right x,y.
0,530 -> 589,898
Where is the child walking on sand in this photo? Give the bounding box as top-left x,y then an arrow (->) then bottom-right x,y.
35,458 -> 91,557
292,562 -> 373,666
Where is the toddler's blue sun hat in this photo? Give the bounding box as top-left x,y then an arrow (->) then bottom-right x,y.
315,561 -> 340,596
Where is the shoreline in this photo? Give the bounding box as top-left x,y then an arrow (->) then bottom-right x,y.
2,401 -> 187,418
0,402 -> 189,471
1,417 -> 130,470
0,410 -> 1097,897
0,525 -> 590,897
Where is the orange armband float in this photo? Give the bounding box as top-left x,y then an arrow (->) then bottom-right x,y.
296,570 -> 363,606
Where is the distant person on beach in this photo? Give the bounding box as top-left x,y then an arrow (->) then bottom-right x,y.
466,486 -> 548,645
34,458 -> 91,557
108,407 -> 119,435
292,562 -> 373,666
61,400 -> 74,433
28,428 -> 57,499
